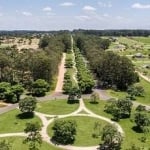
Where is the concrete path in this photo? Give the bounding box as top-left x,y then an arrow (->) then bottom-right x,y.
0,132 -> 26,137
93,89 -> 112,100
138,71 -> 150,83
34,98 -> 124,150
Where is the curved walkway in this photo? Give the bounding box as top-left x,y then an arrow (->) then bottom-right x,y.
34,98 -> 124,150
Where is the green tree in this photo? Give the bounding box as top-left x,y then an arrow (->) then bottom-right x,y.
134,112 -> 150,132
11,84 -> 24,101
104,98 -> 133,121
39,36 -> 49,49
19,96 -> 37,113
90,91 -> 100,104
68,87 -> 81,103
23,122 -> 42,150
52,120 -> 77,145
96,52 -> 139,90
127,85 -> 144,100
0,53 -> 11,82
0,82 -> 11,100
100,124 -> 122,150
135,105 -> 146,112
31,79 -> 50,97
30,52 -> 52,82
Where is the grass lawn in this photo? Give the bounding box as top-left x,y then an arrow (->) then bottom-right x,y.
0,137 -> 63,150
36,99 -> 79,115
47,116 -> 110,146
84,99 -> 112,118
106,78 -> 150,105
133,37 -> 150,44
120,117 -> 150,149
0,109 -> 42,133
107,89 -> 127,99
84,99 -> 150,149
135,78 -> 150,105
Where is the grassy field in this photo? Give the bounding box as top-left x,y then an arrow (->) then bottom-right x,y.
36,99 -> 79,115
47,116 -> 110,146
0,137 -> 63,150
84,99 -> 112,118
135,78 -> 150,105
0,109 -> 42,133
106,78 -> 150,105
108,36 -> 149,55
133,37 -> 150,44
107,89 -> 127,99
84,99 -> 150,149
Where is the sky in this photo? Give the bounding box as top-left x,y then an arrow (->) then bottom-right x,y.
0,0 -> 150,30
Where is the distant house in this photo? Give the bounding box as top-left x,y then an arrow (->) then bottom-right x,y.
143,64 -> 150,69
133,53 -> 143,58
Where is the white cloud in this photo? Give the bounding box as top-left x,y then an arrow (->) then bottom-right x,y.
98,2 -> 112,8
83,5 -> 96,11
75,15 -> 91,21
22,12 -> 32,16
43,7 -> 52,12
60,2 -> 75,7
132,3 -> 150,9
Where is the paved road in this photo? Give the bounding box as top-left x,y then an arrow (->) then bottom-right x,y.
0,93 -> 68,115
0,103 -> 18,115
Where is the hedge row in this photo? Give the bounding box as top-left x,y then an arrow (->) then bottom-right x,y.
74,48 -> 94,93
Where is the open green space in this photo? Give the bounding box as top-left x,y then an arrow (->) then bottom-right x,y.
0,137 -> 63,150
84,99 -> 150,149
120,117 -> 150,149
36,99 -> 79,115
0,109 -> 42,133
108,36 -> 150,56
135,78 -> 150,105
106,78 -> 150,105
107,89 -> 127,99
132,37 -> 150,44
84,99 -> 112,118
48,116 -> 110,146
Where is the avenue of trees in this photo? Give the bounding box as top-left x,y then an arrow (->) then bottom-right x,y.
0,33 -> 71,102
74,34 -> 139,90
74,48 -> 94,93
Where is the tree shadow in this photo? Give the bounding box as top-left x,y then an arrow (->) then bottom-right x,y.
16,112 -> 34,119
89,101 -> 99,104
67,99 -> 79,104
50,137 -> 75,145
132,126 -> 143,133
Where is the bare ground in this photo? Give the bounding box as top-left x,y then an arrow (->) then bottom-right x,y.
55,53 -> 66,93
